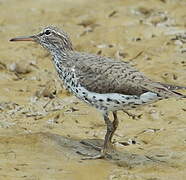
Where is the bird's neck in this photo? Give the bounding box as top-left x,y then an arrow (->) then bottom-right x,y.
50,45 -> 73,55
51,48 -> 70,57
51,48 -> 72,69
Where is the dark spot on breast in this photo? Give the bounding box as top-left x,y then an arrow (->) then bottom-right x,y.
95,105 -> 99,108
76,89 -> 78,93
102,107 -> 108,111
56,62 -> 61,69
107,98 -> 112,102
126,97 -> 130,100
99,99 -> 104,102
82,92 -> 86,94
114,100 -> 120,104
93,96 -> 96,99
122,73 -> 127,78
84,97 -> 91,104
131,75 -> 136,79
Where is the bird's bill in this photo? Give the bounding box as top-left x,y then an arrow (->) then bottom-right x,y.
10,35 -> 36,42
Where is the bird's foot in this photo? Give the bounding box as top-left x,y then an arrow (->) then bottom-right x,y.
77,150 -> 112,160
77,140 -> 114,160
80,153 -> 105,160
80,140 -> 102,151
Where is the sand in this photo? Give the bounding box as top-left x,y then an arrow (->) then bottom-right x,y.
0,0 -> 186,179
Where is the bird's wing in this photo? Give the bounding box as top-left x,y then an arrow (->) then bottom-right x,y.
66,52 -> 182,97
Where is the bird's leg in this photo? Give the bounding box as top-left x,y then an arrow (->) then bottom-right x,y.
102,111 -> 118,155
81,111 -> 119,160
109,111 -> 119,144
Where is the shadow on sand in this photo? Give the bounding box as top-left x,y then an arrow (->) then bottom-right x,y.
0,132 -> 181,170
29,132 -> 168,168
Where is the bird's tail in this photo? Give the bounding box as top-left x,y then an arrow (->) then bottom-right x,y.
159,82 -> 186,91
159,82 -> 186,98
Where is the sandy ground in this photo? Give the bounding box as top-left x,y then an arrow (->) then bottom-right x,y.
0,0 -> 186,179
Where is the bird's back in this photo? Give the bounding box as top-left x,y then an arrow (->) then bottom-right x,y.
57,51 -> 184,99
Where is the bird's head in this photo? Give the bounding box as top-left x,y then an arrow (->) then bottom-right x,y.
10,26 -> 73,52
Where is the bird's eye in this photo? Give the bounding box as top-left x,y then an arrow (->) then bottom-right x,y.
44,30 -> 51,35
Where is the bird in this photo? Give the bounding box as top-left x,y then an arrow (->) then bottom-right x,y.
10,26 -> 186,159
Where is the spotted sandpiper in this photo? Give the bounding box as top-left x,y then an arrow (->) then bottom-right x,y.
10,26 -> 186,159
